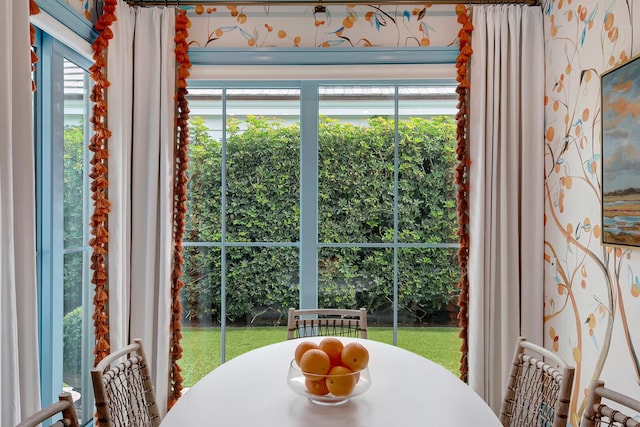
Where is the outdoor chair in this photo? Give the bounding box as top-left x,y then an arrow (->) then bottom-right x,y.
581,379 -> 640,427
287,307 -> 368,340
15,392 -> 79,427
91,338 -> 161,427
499,336 -> 575,427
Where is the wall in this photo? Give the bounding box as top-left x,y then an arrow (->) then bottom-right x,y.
543,1 -> 640,425
45,0 -> 459,47
184,4 -> 458,48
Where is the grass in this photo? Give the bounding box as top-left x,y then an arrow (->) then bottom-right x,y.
180,326 -> 462,386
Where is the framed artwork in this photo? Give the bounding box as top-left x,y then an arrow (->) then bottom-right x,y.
601,54 -> 640,247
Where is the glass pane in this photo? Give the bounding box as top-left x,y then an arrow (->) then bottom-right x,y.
398,85 -> 458,118
318,247 -> 393,320
63,59 -> 86,248
398,86 -> 458,244
226,247 -> 299,327
180,246 -> 298,386
62,58 -> 90,421
397,247 -> 461,373
181,246 -> 222,386
318,85 -> 395,244
225,89 -> 300,243
186,89 -> 223,242
62,252 -> 84,406
225,246 -> 297,362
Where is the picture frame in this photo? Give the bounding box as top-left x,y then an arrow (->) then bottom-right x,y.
601,54 -> 640,247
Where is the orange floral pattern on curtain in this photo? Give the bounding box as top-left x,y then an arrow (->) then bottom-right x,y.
454,4 -> 473,383
169,9 -> 192,407
89,0 -> 118,366
30,0 -> 40,91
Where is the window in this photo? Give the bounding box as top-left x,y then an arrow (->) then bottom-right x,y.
181,76 -> 461,386
35,30 -> 94,425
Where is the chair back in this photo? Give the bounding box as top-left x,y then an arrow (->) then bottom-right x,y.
581,379 -> 640,427
16,392 -> 79,427
287,308 -> 368,340
499,336 -> 575,427
91,338 -> 161,427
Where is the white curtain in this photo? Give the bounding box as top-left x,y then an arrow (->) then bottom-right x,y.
107,3 -> 175,416
467,4 -> 544,413
0,1 -> 41,425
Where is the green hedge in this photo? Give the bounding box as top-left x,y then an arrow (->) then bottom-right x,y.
62,115 -> 460,327
63,306 -> 82,382
183,115 -> 460,326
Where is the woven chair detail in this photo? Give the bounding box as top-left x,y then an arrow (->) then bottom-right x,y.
286,308 -> 368,340
499,336 -> 575,427
581,379 -> 640,427
91,338 -> 161,427
15,392 -> 79,427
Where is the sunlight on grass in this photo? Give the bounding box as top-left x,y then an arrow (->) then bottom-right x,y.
180,326 -> 461,386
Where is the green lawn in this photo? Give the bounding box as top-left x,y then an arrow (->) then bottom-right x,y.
180,326 -> 462,386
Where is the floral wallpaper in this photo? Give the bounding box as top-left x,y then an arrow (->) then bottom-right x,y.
183,4 -> 458,48
46,1 -> 458,48
543,0 -> 640,425
62,0 -> 93,21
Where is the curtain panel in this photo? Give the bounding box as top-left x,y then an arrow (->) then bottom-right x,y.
467,4 -> 545,412
0,1 -> 41,424
107,3 -> 175,416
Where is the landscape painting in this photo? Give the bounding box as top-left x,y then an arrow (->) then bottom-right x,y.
601,55 -> 640,247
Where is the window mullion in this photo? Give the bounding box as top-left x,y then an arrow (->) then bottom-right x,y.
393,85 -> 400,346
221,88 -> 228,363
299,81 -> 319,310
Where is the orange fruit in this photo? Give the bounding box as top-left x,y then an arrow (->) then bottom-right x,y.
319,337 -> 344,367
341,342 -> 369,371
295,341 -> 319,366
300,348 -> 331,380
305,377 -> 330,395
326,365 -> 357,396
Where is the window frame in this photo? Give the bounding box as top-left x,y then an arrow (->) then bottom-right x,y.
35,28 -> 94,424
187,49 -> 459,356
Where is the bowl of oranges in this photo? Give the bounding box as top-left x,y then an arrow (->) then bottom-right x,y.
287,338 -> 371,406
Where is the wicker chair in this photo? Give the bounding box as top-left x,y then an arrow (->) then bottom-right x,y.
581,379 -> 640,427
499,336 -> 575,427
91,338 -> 161,427
286,308 -> 368,340
15,392 -> 79,427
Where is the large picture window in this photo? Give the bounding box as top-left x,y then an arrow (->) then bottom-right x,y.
181,79 -> 461,386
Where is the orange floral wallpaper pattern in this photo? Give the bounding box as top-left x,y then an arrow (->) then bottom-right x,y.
543,0 -> 640,425
64,0 -> 93,20
183,4 -> 458,48
51,1 -> 458,49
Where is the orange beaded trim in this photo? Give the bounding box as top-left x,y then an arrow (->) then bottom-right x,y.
454,4 -> 473,383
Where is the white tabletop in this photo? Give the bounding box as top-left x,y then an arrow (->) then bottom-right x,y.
161,337 -> 501,427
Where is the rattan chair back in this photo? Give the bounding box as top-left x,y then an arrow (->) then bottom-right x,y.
581,379 -> 640,427
15,392 -> 79,427
499,336 -> 575,427
287,308 -> 368,340
91,338 -> 161,427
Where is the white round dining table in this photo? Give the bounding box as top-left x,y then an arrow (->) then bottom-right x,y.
161,336 -> 501,427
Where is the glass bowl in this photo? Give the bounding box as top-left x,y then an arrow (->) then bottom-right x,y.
286,359 -> 372,406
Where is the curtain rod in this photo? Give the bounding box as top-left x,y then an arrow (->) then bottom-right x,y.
125,0 -> 539,6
